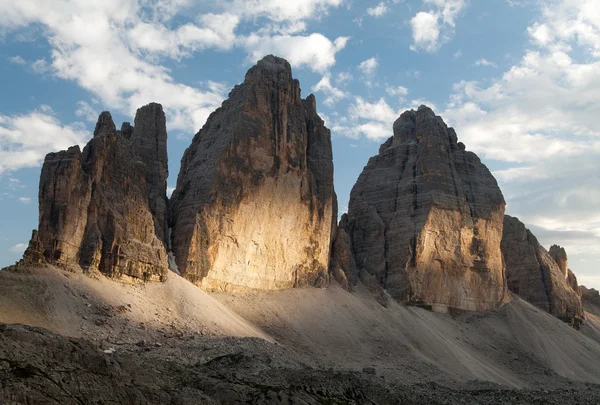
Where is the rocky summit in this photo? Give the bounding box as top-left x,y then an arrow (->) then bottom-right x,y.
501,215 -> 584,327
29,103 -> 170,281
333,105 -> 509,312
4,55 -> 600,405
169,55 -> 336,291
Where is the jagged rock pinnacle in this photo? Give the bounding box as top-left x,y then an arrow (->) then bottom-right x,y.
332,106 -> 508,312
169,56 -> 336,291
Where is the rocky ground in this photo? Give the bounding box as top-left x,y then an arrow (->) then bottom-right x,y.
1,265 -> 600,404
2,323 -> 600,404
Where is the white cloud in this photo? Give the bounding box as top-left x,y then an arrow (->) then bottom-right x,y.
229,0 -> 345,22
332,96 -> 439,141
9,55 -> 25,64
344,97 -> 396,141
38,107 -> 51,116
31,59 -> 50,74
410,11 -> 440,52
367,2 -> 388,17
473,58 -> 497,68
403,99 -> 437,112
0,1 -> 231,134
386,85 -> 409,97
336,71 -> 353,84
0,0 -> 347,136
357,57 -> 378,76
526,0 -> 600,56
9,243 -> 27,254
312,75 -> 348,105
256,21 -> 308,35
453,49 -> 462,59
349,97 -> 397,123
424,0 -> 465,26
0,107 -> 90,174
355,121 -> 390,141
3,177 -> 26,192
410,0 -> 467,52
243,34 -> 349,73
75,101 -> 99,122
443,54 -> 600,163
127,13 -> 240,58
441,0 -> 600,281
17,197 -> 31,204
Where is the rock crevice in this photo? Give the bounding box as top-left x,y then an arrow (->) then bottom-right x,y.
501,215 -> 584,327
332,106 -> 509,312
169,55 -> 336,291
29,104 -> 170,281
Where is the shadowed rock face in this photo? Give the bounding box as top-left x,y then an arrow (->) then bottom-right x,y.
33,104 -> 169,281
169,55 -> 336,291
337,106 -> 508,312
329,214 -> 358,292
501,215 -> 584,327
581,286 -> 600,307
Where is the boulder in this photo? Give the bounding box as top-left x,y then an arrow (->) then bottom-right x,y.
340,106 -> 508,312
34,104 -> 170,281
501,215 -> 584,327
169,55 -> 336,291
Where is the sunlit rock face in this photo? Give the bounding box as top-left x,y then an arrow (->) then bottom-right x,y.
548,244 -> 580,294
34,104 -> 169,281
338,106 -> 509,312
501,215 -> 584,327
169,55 -> 336,292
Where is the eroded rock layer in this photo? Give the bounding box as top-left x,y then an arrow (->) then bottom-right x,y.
169,55 -> 336,291
33,104 -> 169,281
581,286 -> 600,307
339,106 -> 508,312
501,215 -> 584,326
329,214 -> 358,292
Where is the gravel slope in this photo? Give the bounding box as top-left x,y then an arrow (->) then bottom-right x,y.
1,264 -> 600,404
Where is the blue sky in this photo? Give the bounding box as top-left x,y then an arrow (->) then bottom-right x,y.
1,0 -> 599,288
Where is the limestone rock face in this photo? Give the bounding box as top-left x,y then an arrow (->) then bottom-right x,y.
35,104 -> 170,281
501,215 -> 584,326
549,245 -> 581,296
330,214 -> 358,291
581,286 -> 600,307
169,55 -> 336,291
549,245 -> 569,277
341,106 -> 508,312
21,230 -> 46,265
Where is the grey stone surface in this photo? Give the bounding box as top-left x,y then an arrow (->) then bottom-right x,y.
340,106 -> 508,312
33,104 -> 170,281
169,55 -> 336,291
502,215 -> 584,327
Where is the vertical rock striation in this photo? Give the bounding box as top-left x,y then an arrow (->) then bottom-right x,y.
501,215 -> 584,327
169,55 -> 336,291
581,286 -> 600,308
337,106 -> 508,312
329,214 -> 358,292
33,104 -> 170,281
549,245 -> 569,277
